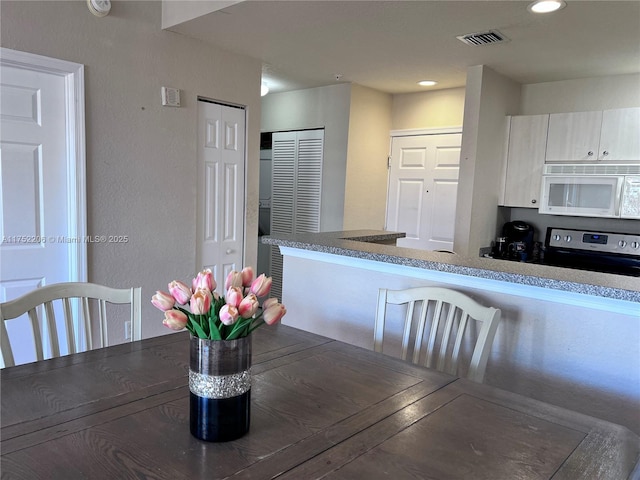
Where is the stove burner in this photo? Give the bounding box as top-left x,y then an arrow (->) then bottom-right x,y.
544,227 -> 640,277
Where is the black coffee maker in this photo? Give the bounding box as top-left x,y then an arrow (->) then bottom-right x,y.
502,221 -> 534,261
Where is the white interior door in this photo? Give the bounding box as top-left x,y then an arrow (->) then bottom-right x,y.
0,49 -> 86,363
197,100 -> 245,288
386,133 -> 461,251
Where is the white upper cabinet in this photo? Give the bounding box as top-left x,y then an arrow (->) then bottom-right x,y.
546,111 -> 602,162
599,107 -> 640,161
546,107 -> 640,162
502,114 -> 549,208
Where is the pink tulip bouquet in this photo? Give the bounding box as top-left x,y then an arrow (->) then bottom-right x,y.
151,267 -> 287,340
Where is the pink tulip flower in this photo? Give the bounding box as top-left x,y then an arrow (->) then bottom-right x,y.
168,280 -> 192,305
219,304 -> 239,326
241,267 -> 255,287
238,293 -> 259,319
163,310 -> 188,331
192,268 -> 216,292
225,270 -> 243,290
250,274 -> 272,298
151,291 -> 175,311
226,286 -> 243,308
262,297 -> 278,310
263,302 -> 286,325
190,288 -> 212,315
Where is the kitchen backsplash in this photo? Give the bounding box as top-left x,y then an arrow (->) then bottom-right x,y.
503,207 -> 639,243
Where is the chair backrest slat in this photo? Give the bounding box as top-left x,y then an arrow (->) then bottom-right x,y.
411,301 -> 429,365
0,317 -> 14,367
0,282 -> 142,368
131,286 -> 142,342
98,299 -> 108,348
28,308 -> 45,362
436,304 -> 457,374
374,286 -> 501,383
450,312 -> 469,376
62,297 -> 75,355
425,300 -> 444,370
400,301 -> 415,362
43,301 -> 61,359
81,297 -> 92,350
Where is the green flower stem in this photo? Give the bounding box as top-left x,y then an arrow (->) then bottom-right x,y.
189,317 -> 207,338
247,317 -> 265,335
225,318 -> 250,340
208,316 -> 222,340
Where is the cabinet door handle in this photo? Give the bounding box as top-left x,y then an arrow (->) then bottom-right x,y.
602,151 -> 609,157
531,199 -> 537,204
587,151 -> 594,157
226,249 -> 234,254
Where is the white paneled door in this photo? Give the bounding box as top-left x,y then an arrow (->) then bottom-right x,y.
386,133 -> 461,251
0,49 -> 86,363
196,100 -> 246,289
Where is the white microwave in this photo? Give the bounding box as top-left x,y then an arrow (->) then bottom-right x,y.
540,164 -> 640,219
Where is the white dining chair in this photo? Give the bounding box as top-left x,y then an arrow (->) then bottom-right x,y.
0,282 -> 142,368
374,286 -> 501,383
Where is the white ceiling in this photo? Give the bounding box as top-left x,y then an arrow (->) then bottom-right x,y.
167,0 -> 640,94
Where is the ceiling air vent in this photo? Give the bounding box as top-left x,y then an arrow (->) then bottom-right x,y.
457,30 -> 509,46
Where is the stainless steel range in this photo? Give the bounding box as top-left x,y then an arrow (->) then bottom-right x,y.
544,227 -> 640,277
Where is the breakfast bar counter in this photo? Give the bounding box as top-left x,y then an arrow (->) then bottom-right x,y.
261,230 -> 639,302
262,230 -> 640,436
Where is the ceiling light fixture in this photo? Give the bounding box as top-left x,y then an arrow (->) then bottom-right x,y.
418,80 -> 438,87
261,83 -> 269,96
528,0 -> 566,14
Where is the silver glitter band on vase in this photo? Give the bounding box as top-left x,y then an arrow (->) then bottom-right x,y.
189,369 -> 251,399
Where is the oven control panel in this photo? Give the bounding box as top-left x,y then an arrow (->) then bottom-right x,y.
546,228 -> 640,256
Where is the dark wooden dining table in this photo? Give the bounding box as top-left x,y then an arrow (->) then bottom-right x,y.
2,324 -> 639,479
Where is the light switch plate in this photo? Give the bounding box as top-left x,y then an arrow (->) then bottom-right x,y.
161,86 -> 181,107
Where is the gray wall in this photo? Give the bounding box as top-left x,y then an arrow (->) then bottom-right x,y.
1,1 -> 263,340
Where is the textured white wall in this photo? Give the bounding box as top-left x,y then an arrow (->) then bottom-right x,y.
455,66 -> 521,257
343,84 -> 392,230
521,74 -> 640,114
1,1 -> 263,340
391,87 -> 466,131
260,84 -> 352,231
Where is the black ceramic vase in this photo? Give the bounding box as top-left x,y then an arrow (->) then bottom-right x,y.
189,335 -> 252,442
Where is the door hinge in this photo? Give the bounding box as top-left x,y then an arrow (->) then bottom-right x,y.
387,156 -> 391,169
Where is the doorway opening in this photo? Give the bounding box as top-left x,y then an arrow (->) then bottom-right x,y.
257,132 -> 273,278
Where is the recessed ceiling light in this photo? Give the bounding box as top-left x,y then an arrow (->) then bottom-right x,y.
418,80 -> 438,87
528,0 -> 566,14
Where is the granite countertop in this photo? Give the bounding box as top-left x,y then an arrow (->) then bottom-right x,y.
262,230 -> 640,303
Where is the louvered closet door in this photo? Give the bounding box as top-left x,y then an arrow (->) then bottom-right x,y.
270,129 -> 324,300
294,131 -> 323,233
